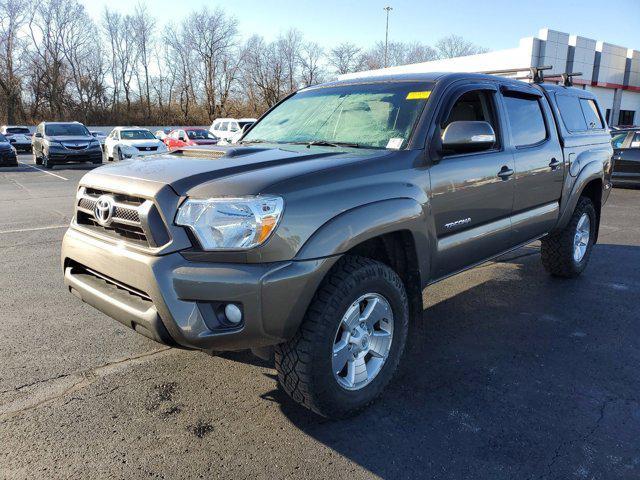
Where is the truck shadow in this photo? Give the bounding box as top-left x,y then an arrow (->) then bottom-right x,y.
262,243 -> 640,479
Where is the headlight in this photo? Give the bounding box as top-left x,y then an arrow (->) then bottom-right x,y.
176,196 -> 284,250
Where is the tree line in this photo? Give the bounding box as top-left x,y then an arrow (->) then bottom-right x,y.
0,0 -> 488,126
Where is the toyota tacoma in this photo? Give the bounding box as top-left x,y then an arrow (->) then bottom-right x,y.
61,72 -> 613,417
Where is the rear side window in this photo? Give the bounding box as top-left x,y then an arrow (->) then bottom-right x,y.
503,95 -> 547,147
580,99 -> 604,129
632,132 -> 640,148
556,95 -> 587,131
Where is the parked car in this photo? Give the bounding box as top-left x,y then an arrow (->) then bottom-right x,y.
164,128 -> 218,149
611,128 -> 640,186
90,131 -> 107,146
1,125 -> 32,153
0,133 -> 18,166
210,118 -> 256,142
154,129 -> 170,141
32,121 -> 102,169
104,127 -> 169,161
62,72 -> 612,418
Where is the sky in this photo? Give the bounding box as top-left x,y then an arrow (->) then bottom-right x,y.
82,0 -> 640,52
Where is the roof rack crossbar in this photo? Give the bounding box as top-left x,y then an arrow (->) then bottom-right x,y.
478,65 -> 553,83
543,72 -> 583,87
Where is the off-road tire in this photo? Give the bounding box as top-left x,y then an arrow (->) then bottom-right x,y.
541,197 -> 597,278
274,256 -> 409,418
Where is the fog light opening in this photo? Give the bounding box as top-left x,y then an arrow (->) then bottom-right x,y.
224,304 -> 243,325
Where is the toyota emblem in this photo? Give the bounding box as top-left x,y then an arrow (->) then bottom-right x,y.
94,195 -> 115,226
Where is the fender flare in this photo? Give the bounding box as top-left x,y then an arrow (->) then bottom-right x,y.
555,160 -> 604,231
295,198 -> 431,282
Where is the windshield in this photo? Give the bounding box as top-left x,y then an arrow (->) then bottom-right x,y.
186,129 -> 216,140
121,129 -> 155,140
45,123 -> 89,136
243,81 -> 434,149
6,127 -> 30,135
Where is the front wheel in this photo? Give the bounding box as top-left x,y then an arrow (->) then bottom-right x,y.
541,197 -> 597,278
275,256 -> 409,418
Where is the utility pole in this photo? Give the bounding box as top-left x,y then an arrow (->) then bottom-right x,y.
383,6 -> 393,68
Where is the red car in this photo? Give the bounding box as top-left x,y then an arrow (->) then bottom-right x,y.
164,128 -> 219,150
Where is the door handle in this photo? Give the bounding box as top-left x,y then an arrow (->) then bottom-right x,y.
549,158 -> 561,170
497,166 -> 514,180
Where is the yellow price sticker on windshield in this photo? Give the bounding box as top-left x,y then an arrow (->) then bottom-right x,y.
406,91 -> 431,100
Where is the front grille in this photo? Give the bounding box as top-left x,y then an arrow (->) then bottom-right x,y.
75,187 -> 170,248
63,143 -> 89,150
136,146 -> 158,152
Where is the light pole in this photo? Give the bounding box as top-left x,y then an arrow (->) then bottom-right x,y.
383,6 -> 393,68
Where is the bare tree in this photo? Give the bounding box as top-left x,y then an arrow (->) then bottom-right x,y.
299,41 -> 324,87
131,1 -> 156,122
243,35 -> 287,109
0,0 -> 28,123
435,34 -> 489,59
327,42 -> 362,75
102,8 -> 137,118
183,7 -> 238,121
360,41 -> 438,71
278,28 -> 302,92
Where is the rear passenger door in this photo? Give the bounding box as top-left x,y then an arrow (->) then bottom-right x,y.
500,85 -> 564,244
429,83 -> 516,278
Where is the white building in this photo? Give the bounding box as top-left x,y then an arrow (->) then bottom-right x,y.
340,28 -> 640,127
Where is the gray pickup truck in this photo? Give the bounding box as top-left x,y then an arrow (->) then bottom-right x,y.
61,72 -> 613,417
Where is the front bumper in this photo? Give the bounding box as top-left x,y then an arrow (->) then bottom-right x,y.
48,148 -> 102,163
0,150 -> 17,166
61,227 -> 336,351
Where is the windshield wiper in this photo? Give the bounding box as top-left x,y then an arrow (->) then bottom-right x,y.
304,140 -> 362,149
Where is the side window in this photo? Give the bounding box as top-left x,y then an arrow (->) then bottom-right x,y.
556,95 -> 587,131
441,90 -> 500,151
212,122 -> 219,131
220,122 -> 229,131
580,99 -> 604,130
611,133 -> 628,149
503,95 -> 547,147
229,122 -> 239,132
631,132 -> 640,149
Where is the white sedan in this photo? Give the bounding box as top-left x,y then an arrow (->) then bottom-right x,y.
104,127 -> 168,161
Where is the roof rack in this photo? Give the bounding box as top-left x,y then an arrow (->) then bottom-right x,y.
544,72 -> 583,87
480,66 -> 584,87
480,66 -> 553,83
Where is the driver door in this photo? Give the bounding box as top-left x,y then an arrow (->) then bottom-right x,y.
429,84 -> 515,278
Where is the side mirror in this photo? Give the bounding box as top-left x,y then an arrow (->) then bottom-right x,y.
34,132 -> 42,138
441,121 -> 496,153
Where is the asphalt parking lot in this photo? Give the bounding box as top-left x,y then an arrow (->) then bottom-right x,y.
1,154 -> 639,479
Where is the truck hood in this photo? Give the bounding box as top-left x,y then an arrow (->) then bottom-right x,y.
80,145 -> 390,197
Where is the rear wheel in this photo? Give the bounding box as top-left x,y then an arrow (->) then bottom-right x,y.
275,256 -> 409,418
541,197 -> 597,278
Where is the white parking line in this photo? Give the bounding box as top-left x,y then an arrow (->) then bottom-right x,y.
0,225 -> 68,235
18,162 -> 69,181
